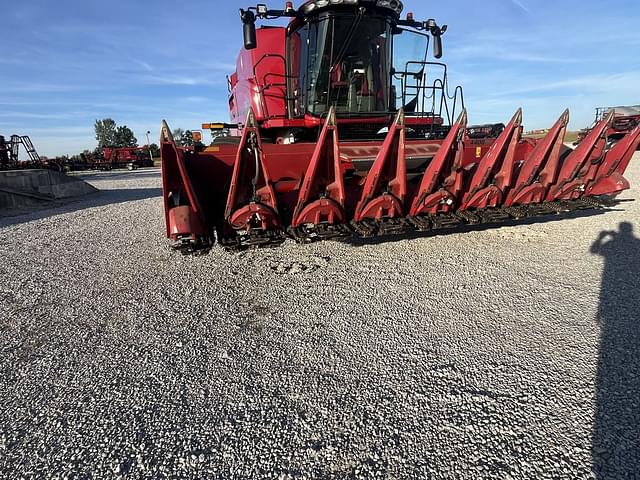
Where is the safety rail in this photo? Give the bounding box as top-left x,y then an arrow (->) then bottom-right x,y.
10,135 -> 20,162
393,61 -> 464,126
7,135 -> 42,166
19,135 -> 41,163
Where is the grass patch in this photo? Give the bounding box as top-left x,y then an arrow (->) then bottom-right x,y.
524,130 -> 580,144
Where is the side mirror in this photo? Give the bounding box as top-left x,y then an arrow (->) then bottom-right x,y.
240,9 -> 257,50
433,34 -> 442,59
427,21 -> 446,60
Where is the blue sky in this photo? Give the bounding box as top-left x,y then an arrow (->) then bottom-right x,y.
1,0 -> 639,157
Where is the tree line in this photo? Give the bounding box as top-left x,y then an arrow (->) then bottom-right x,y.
94,119 -> 201,150
92,119 -> 203,155
63,119 -> 210,163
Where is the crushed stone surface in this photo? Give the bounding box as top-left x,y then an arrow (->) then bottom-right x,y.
1,157 -> 639,479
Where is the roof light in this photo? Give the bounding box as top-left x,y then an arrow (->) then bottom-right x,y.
406,11 -> 413,21
285,1 -> 294,12
256,3 -> 268,15
301,0 -> 359,14
375,0 -> 403,14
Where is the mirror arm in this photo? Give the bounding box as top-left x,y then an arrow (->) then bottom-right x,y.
240,4 -> 301,50
396,18 -> 447,59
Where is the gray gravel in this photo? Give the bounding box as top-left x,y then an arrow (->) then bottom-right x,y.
1,158 -> 639,479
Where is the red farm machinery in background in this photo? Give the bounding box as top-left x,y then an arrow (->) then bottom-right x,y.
160,0 -> 640,252
0,134 -> 43,170
575,106 -> 640,148
0,134 -> 68,172
0,136 -> 12,170
1,136 -> 154,173
82,146 -> 154,171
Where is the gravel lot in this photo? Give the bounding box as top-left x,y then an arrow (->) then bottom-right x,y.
1,156 -> 639,479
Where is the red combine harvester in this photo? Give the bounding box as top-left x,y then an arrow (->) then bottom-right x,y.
160,1 -> 640,252
88,146 -> 153,171
575,106 -> 640,148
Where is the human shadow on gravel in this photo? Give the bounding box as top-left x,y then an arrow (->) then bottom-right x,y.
590,222 -> 640,479
0,187 -> 162,228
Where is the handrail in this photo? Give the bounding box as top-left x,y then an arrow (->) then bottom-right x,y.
392,60 -> 464,125
252,53 -> 295,120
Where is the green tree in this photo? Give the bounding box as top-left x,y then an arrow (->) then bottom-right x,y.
172,128 -> 185,145
95,119 -> 117,148
171,128 -> 200,147
114,125 -> 137,147
180,130 -> 195,147
148,143 -> 160,158
95,119 -> 138,149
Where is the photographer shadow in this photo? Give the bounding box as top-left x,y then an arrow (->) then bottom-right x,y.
590,222 -> 640,478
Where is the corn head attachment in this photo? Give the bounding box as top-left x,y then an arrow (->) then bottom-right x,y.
161,105 -> 638,252
160,1 -> 637,252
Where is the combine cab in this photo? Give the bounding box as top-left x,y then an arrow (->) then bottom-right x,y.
161,1 -> 640,252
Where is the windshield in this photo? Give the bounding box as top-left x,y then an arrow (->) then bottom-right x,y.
290,15 -> 392,117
